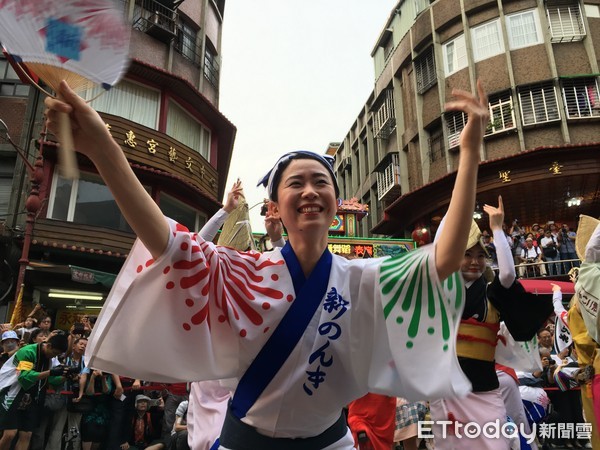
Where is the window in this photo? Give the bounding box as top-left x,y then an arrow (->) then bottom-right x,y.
546,0 -> 586,42
443,34 -> 467,76
0,57 -> 30,97
374,89 -> 396,139
506,10 -> 542,49
204,44 -> 220,88
83,80 -> 160,129
486,92 -> 515,135
428,129 -> 444,162
518,82 -> 560,125
471,20 -> 504,62
0,158 -> 16,218
159,193 -> 206,232
414,47 -> 437,94
175,18 -> 200,64
445,111 -> 467,148
414,0 -> 429,16
166,100 -> 211,159
383,35 -> 394,61
561,77 -> 600,118
585,4 -> 600,18
47,173 -> 134,232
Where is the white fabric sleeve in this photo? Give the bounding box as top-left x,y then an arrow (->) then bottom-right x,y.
493,229 -> 516,288
271,237 -> 286,248
584,223 -> 600,263
357,244 -> 471,401
552,289 -> 567,319
86,218 -> 294,382
198,209 -> 229,242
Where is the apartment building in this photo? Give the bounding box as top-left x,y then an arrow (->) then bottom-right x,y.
333,0 -> 600,238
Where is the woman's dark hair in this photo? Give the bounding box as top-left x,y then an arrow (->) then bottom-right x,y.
29,328 -> 48,344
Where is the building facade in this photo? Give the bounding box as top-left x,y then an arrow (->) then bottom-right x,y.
333,0 -> 600,238
0,0 -> 235,324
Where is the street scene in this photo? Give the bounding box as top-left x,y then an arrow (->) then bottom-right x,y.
0,0 -> 599,449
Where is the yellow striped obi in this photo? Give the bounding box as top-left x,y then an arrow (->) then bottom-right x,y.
457,302 -> 500,362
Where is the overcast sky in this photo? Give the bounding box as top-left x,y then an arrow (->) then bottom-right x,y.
219,0 -> 398,233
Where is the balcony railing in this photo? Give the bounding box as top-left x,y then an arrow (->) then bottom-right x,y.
505,258 -> 580,279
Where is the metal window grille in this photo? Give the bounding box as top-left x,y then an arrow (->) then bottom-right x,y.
203,48 -> 220,88
376,153 -> 400,201
546,0 -> 586,42
518,83 -> 560,125
445,111 -> 467,148
414,47 -> 437,94
175,21 -> 201,65
374,90 -> 396,139
428,130 -> 444,162
133,0 -> 177,42
561,77 -> 600,118
486,93 -> 515,135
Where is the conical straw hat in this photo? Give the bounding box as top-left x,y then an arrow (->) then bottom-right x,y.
466,220 -> 483,250
575,214 -> 600,260
217,200 -> 256,251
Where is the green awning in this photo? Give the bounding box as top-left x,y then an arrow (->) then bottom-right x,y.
69,265 -> 116,288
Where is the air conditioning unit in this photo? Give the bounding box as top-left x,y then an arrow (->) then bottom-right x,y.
145,12 -> 176,42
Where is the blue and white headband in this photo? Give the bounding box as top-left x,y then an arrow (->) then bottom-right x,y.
257,151 -> 339,200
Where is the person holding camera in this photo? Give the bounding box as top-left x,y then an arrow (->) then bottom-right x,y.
541,228 -> 562,276
45,336 -> 88,450
0,333 -> 69,450
558,224 -> 578,272
510,219 -> 525,263
517,237 -> 545,278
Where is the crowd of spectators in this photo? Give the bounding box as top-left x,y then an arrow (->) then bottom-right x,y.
0,311 -> 190,450
480,220 -> 579,278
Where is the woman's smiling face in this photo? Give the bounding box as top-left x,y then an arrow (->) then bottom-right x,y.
271,158 -> 337,238
460,244 -> 487,282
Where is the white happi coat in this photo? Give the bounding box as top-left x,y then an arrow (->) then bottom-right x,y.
87,218 -> 470,443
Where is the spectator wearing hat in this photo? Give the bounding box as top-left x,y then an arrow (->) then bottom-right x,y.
518,237 -> 545,278
0,331 -> 20,367
122,394 -> 165,450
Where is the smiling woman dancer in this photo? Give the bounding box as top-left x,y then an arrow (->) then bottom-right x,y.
44,80 -> 489,450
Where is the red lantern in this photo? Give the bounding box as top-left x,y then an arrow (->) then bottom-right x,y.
411,225 -> 431,247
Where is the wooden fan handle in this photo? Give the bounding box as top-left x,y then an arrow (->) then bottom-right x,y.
57,111 -> 80,180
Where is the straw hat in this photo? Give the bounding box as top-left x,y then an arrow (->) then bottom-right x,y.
217,199 -> 256,251
466,220 -> 483,250
575,214 -> 600,260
